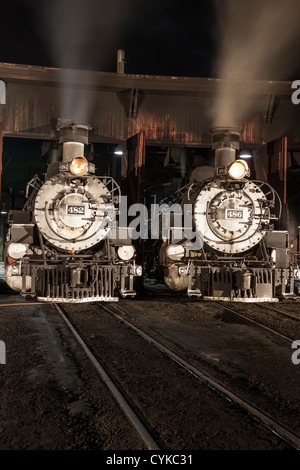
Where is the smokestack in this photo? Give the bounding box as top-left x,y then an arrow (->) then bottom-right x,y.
117,49 -> 125,73
211,127 -> 240,174
57,121 -> 92,162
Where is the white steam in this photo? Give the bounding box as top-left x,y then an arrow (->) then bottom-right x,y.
29,0 -> 127,123
212,0 -> 300,128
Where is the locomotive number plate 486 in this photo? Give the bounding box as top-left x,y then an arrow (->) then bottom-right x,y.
66,205 -> 86,215
225,209 -> 244,219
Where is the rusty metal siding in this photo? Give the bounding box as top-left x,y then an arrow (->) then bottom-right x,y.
262,99 -> 300,148
88,90 -> 126,141
240,118 -> 263,147
3,84 -> 59,136
132,94 -> 213,146
1,82 -> 294,148
134,94 -> 264,147
3,83 -> 127,141
0,63 -> 299,148
3,83 -> 216,145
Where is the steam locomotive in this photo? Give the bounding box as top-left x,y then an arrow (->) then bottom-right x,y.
151,128 -> 298,302
4,123 -> 298,303
4,122 -> 142,302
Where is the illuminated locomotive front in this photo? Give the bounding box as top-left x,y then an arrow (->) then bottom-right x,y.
5,122 -> 142,302
154,128 -> 296,302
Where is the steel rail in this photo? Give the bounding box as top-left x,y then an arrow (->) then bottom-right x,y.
0,302 -> 42,307
53,303 -> 160,451
99,302 -> 300,450
214,301 -> 294,342
258,303 -> 300,322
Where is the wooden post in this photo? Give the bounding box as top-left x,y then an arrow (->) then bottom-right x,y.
253,136 -> 288,230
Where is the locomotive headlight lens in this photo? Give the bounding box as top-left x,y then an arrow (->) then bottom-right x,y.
117,245 -> 135,261
228,160 -> 249,180
166,244 -> 185,261
70,156 -> 88,176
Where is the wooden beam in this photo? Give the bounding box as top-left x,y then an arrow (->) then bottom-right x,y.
0,62 -> 293,97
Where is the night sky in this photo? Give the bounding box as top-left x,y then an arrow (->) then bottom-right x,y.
0,0 -> 215,77
0,1 -> 300,80
1,0 -> 300,196
0,0 -> 217,198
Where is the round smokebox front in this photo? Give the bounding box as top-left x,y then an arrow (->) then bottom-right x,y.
34,173 -> 115,251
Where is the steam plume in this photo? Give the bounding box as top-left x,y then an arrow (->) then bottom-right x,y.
212,0 -> 300,128
29,0 -> 127,123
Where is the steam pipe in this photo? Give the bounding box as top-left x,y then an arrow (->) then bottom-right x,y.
117,49 -> 125,74
211,127 -> 240,173
57,121 -> 92,162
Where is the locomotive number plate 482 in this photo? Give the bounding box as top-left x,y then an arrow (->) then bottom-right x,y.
225,209 -> 244,219
66,205 -> 86,215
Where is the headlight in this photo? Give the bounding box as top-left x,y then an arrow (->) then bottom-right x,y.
7,243 -> 27,260
135,265 -> 143,276
166,244 -> 185,261
228,159 -> 249,180
117,245 -> 135,261
70,156 -> 89,176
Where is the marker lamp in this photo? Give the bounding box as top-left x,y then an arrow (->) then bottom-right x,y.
166,245 -> 185,261
117,245 -> 135,261
7,243 -> 27,260
135,265 -> 143,276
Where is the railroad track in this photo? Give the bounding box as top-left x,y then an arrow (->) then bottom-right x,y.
259,303 -> 300,322
102,302 -> 300,449
56,300 -> 300,450
53,303 -> 161,451
214,301 -> 297,343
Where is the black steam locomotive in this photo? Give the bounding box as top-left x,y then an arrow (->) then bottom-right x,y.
149,128 -> 298,302
4,122 -> 142,302
4,124 -> 299,303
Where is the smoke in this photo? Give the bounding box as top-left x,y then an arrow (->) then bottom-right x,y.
37,0 -> 126,70
212,0 -> 300,128
28,0 -> 128,123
